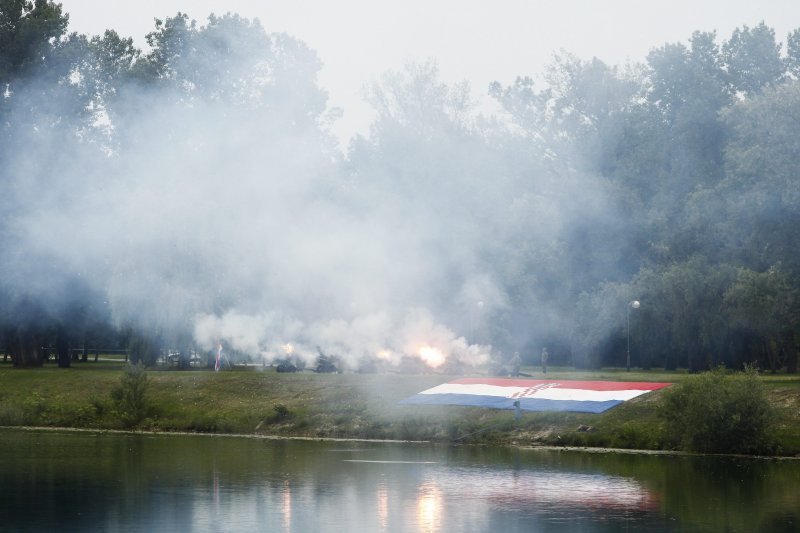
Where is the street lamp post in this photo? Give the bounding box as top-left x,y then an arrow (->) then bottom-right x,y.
627,300 -> 640,372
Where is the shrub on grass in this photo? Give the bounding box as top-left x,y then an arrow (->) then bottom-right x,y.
398,416 -> 439,440
289,417 -> 309,431
111,364 -> 150,427
659,366 -> 777,454
0,404 -> 26,425
90,396 -> 108,417
273,404 -> 291,420
609,422 -> 660,450
22,391 -> 47,422
256,404 -> 294,430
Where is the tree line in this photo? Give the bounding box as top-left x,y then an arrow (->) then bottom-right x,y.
1,1 -> 798,372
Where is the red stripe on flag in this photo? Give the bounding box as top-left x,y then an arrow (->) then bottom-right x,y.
449,378 -> 671,391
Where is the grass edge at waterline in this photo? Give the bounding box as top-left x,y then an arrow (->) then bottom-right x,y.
0,363 -> 798,456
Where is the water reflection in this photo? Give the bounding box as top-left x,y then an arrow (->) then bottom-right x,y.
0,430 -> 797,532
213,467 -> 220,508
377,483 -> 389,532
472,470 -> 659,511
282,478 -> 292,532
416,483 -> 443,533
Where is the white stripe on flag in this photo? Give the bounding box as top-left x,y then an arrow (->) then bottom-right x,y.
420,383 -> 653,402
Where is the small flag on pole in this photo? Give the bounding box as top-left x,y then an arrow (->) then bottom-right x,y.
401,378 -> 671,414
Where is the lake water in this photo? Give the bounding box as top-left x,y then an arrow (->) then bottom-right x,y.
0,429 -> 797,532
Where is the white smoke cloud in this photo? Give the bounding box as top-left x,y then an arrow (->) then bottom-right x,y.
192,307 -> 491,370
1,15 -> 618,370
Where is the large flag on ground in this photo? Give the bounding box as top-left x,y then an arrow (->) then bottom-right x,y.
401,378 -> 672,414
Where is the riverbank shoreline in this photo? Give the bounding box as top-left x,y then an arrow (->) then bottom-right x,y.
1,363 -> 798,456
5,425 -> 800,461
0,424 -> 431,444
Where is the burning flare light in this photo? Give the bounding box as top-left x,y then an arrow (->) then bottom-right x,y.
194,309 -> 494,371
418,345 -> 446,369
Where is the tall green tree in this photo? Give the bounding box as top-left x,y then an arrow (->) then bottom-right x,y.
720,81 -> 800,271
722,22 -> 784,96
0,0 -> 68,85
724,267 -> 799,372
0,0 -> 71,367
786,28 -> 800,79
645,31 -> 729,196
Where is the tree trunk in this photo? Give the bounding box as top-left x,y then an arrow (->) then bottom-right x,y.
56,330 -> 70,369
180,343 -> 194,369
764,338 -> 778,372
784,331 -> 798,373
12,329 -> 43,367
789,348 -> 799,374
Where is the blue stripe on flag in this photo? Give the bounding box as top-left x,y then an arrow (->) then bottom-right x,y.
400,393 -> 623,414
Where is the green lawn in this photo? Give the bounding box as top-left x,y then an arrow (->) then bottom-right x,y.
1,361 -> 798,455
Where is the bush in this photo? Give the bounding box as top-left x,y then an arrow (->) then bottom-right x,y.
22,391 -> 47,421
111,363 -> 150,427
609,421 -> 661,450
398,416 -> 439,441
273,404 -> 291,420
659,366 -> 777,454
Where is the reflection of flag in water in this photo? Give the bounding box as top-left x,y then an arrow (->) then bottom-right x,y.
215,343 -> 222,372
401,378 -> 671,414
444,468 -> 661,512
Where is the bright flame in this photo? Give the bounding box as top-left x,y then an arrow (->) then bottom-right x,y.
283,343 -> 294,355
418,345 -> 446,369
376,349 -> 392,360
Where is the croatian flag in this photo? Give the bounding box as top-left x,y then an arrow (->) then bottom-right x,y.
401,378 -> 671,414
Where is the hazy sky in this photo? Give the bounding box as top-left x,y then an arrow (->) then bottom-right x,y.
61,1 -> 799,142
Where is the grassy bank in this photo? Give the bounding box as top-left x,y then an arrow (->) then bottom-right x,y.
1,361 -> 799,456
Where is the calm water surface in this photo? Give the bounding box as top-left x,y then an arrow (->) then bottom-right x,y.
0,429 -> 797,532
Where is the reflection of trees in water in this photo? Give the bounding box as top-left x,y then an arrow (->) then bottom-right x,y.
453,446 -> 800,530
542,448 -> 800,530
1,431 -> 798,531
659,456 -> 800,531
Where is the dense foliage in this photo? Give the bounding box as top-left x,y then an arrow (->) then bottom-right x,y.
110,363 -> 150,427
0,3 -> 798,373
659,367 -> 777,454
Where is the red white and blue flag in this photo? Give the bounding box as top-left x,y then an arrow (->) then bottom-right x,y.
401,378 -> 671,414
